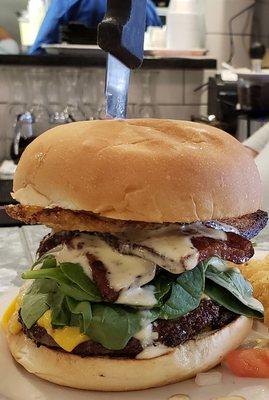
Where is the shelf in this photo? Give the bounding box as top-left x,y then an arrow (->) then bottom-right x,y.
0,53 -> 216,70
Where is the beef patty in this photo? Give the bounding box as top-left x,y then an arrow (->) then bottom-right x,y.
19,300 -> 236,359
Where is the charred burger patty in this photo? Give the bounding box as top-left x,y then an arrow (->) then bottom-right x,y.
20,300 -> 235,358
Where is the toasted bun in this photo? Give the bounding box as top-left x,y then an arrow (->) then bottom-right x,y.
13,119 -> 261,223
6,317 -> 252,391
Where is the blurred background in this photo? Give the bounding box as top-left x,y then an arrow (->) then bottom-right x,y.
1,0 -> 269,226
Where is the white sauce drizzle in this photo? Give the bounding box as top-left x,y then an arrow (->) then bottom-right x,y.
136,343 -> 173,359
134,323 -> 158,348
121,223 -> 227,274
51,243 -> 93,279
141,233 -> 199,272
48,234 -> 156,292
42,223 -> 228,304
116,285 -> 157,307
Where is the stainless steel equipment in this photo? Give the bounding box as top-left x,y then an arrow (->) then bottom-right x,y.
237,43 -> 268,113
236,42 -> 269,140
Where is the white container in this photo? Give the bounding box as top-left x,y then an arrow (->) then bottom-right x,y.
169,0 -> 197,13
18,0 -> 48,47
144,26 -> 166,49
166,0 -> 205,50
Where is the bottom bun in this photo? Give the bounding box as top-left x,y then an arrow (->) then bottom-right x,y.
6,317 -> 252,392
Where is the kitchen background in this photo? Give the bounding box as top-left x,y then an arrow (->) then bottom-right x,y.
0,0 -> 261,164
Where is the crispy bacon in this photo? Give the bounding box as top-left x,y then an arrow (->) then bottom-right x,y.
192,232 -> 254,264
86,253 -> 119,302
206,210 -> 268,240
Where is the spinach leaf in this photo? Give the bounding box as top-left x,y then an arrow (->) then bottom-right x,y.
31,254 -> 57,270
66,297 -> 92,333
22,267 -> 101,302
58,283 -> 98,302
26,278 -> 58,295
85,304 -> 148,350
48,291 -> 70,328
70,313 -> 81,328
22,268 -> 70,283
20,279 -> 58,328
205,263 -> 264,314
159,263 -> 205,319
60,263 -> 102,301
42,255 -> 57,269
152,273 -> 174,305
21,293 -> 50,329
205,280 -> 264,319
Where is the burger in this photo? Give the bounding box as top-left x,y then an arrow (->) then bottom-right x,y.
2,119 -> 268,391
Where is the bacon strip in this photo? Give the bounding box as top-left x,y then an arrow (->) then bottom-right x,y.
205,210 -> 268,240
192,232 -> 254,264
86,253 -> 119,302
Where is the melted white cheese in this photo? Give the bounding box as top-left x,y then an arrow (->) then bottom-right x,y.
116,285 -> 157,307
136,343 -> 172,359
48,234 -> 156,292
134,323 -> 158,348
121,223 -> 227,274
141,233 -> 199,272
51,243 -> 93,279
42,224 -> 228,304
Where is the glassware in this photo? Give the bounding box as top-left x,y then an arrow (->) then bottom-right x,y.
136,70 -> 159,118
8,67 -> 28,122
94,68 -> 106,119
7,67 -> 29,162
47,68 -> 69,125
79,68 -> 98,120
59,68 -> 85,121
26,67 -> 50,134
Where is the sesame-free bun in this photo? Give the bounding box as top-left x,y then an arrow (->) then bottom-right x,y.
12,119 -> 261,223
6,316 -> 252,391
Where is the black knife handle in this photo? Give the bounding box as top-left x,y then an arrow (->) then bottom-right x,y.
97,0 -> 147,69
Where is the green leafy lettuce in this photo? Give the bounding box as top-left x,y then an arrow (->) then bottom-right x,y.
20,255 -> 263,350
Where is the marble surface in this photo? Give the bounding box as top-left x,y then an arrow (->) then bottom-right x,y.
0,225 -> 49,290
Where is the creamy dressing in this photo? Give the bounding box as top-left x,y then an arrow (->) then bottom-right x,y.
51,243 -> 93,279
47,234 -> 156,292
134,323 -> 158,348
136,343 -> 173,359
120,223 -> 227,274
116,285 -> 157,307
41,224 -> 228,305
192,224 -> 227,241
133,317 -> 175,359
141,233 -> 199,272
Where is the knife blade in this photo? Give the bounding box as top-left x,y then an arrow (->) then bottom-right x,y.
98,0 -> 147,119
105,54 -> 130,119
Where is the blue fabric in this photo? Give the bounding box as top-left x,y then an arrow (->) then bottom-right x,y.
29,0 -> 161,54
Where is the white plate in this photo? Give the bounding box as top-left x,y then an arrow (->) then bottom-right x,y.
0,288 -> 268,400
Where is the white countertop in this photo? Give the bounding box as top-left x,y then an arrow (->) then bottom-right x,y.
0,225 -> 49,291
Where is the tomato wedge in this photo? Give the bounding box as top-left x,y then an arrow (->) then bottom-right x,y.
225,348 -> 269,378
